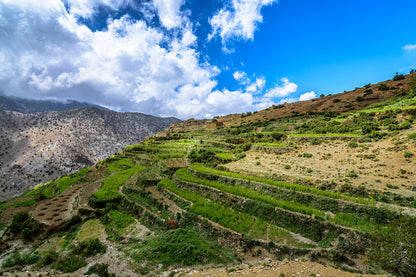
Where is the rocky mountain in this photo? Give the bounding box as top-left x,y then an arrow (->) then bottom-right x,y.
0,95 -> 108,114
0,107 -> 181,200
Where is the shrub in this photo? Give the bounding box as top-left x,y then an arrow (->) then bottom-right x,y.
85,263 -> 115,277
364,89 -> 373,96
73,238 -> 107,257
348,141 -> 358,148
379,84 -> 390,91
303,153 -> 313,158
393,74 -> 405,81
404,152 -> 414,158
8,211 -> 42,240
310,138 -> 321,145
53,254 -> 87,273
189,149 -> 215,163
284,164 -> 291,169
9,211 -> 29,235
386,184 -> 399,189
60,215 -> 82,233
333,99 -> 341,103
409,133 -> 416,140
21,228 -> 32,240
39,250 -> 58,266
2,251 -> 40,268
347,171 -> 358,178
356,96 -> 364,102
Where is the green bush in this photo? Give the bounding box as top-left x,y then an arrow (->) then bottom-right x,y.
86,263 -> 115,277
189,148 -> 216,163
60,215 -> 82,233
348,141 -> 358,148
379,84 -> 390,91
2,251 -> 40,268
310,138 -> 321,145
284,164 -> 291,169
404,152 -> 414,158
9,211 -> 29,235
73,238 -> 106,257
53,254 -> 87,273
386,184 -> 399,189
7,211 -> 42,240
393,74 -> 405,81
364,88 -> 373,96
38,250 -> 58,266
347,171 -> 358,178
21,227 -> 32,240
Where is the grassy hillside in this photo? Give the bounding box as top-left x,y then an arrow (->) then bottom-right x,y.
0,74 -> 416,276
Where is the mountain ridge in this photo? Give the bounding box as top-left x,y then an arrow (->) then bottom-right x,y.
0,95 -> 109,114
0,107 -> 181,201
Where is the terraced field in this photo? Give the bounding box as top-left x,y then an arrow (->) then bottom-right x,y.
1,77 -> 416,276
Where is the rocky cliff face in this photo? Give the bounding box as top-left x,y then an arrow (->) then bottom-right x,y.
0,107 -> 181,201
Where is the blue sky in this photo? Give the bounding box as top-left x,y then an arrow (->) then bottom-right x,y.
1,0 -> 416,119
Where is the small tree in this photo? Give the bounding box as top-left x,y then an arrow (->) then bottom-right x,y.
379,84 -> 390,91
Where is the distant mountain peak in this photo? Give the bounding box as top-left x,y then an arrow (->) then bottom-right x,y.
0,95 -> 108,114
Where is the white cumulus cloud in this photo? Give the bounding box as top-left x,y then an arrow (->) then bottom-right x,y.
246,77 -> 265,93
402,44 -> 416,51
264,77 -> 298,98
278,97 -> 297,104
299,91 -> 317,101
0,0 -> 221,118
209,0 -> 277,46
233,71 -> 247,81
153,0 -> 184,29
